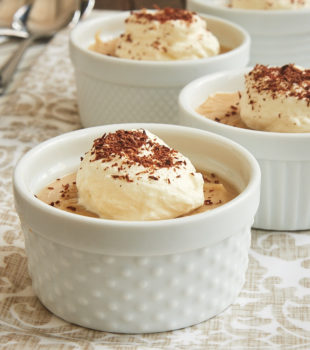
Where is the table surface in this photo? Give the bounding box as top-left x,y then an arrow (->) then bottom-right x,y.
0,9 -> 310,350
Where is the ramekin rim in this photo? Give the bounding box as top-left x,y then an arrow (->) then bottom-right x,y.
190,0 -> 310,15
69,11 -> 250,67
13,123 -> 260,228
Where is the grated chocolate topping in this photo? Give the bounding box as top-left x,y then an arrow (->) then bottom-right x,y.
89,129 -> 185,175
248,64 -> 310,102
127,7 -> 196,24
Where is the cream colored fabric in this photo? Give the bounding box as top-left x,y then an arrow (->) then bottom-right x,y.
0,29 -> 310,349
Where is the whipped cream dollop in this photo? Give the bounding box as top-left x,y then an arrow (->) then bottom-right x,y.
239,64 -> 310,132
76,129 -> 204,221
114,8 -> 220,60
230,0 -> 310,9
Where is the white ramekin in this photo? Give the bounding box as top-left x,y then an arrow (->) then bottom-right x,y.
179,69 -> 310,231
13,123 -> 260,333
187,0 -> 310,67
69,11 -> 250,127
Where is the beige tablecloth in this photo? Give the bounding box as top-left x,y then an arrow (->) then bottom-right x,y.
1,23 -> 310,350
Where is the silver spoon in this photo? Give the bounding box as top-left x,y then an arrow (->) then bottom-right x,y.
0,29 -> 28,39
0,0 -> 94,94
0,0 -> 94,39
0,5 -> 30,43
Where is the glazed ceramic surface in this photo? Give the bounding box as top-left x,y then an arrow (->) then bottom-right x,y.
69,12 -> 250,126
179,69 -> 310,230
13,123 -> 260,333
187,0 -> 310,67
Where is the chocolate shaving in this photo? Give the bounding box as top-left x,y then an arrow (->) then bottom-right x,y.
111,174 -> 133,182
67,206 -> 76,211
129,7 -> 195,24
90,130 -> 183,175
248,64 -> 310,102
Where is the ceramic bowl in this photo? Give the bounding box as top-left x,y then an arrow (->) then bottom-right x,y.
13,123 -> 260,333
69,11 -> 250,127
187,0 -> 310,67
179,68 -> 310,231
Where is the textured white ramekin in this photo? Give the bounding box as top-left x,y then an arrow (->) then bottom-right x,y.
179,69 -> 310,231
69,11 -> 250,127
13,123 -> 260,333
187,0 -> 310,67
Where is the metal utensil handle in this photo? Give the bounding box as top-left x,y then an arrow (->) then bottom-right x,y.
0,36 -> 34,95
0,28 -> 29,39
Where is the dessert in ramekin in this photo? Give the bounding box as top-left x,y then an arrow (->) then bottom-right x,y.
13,123 -> 260,333
36,128 -> 240,221
229,0 -> 310,9
179,67 -> 310,230
69,9 -> 250,126
187,0 -> 310,66
89,8 -> 221,61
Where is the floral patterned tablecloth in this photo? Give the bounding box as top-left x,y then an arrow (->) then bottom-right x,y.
0,16 -> 310,350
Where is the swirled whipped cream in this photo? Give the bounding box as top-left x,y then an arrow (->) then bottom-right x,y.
76,129 -> 204,220
91,8 -> 220,60
239,64 -> 310,132
230,0 -> 310,9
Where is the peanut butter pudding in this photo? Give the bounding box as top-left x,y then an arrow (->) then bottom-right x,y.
197,64 -> 310,133
37,129 -> 238,221
89,8 -> 221,61
229,0 -> 310,10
